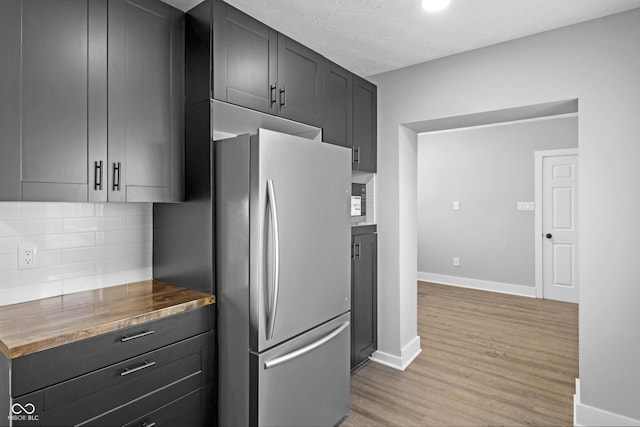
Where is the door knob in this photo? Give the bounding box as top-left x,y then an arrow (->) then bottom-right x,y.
545,233 -> 552,239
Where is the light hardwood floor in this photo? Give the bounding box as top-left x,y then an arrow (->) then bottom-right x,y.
343,281 -> 579,426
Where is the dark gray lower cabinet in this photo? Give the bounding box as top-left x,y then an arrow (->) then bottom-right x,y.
351,226 -> 378,371
3,307 -> 215,427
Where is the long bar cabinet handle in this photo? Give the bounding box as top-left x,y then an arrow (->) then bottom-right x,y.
120,360 -> 156,377
112,162 -> 121,191
94,160 -> 103,190
279,86 -> 286,108
120,330 -> 155,342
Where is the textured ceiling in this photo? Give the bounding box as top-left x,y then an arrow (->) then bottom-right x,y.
164,0 -> 640,77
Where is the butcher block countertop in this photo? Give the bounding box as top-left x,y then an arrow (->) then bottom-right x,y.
0,280 -> 215,359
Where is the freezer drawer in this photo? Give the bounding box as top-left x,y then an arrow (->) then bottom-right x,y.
250,312 -> 351,427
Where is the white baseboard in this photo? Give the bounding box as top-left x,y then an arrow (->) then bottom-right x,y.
417,272 -> 537,298
574,378 -> 640,426
370,335 -> 421,371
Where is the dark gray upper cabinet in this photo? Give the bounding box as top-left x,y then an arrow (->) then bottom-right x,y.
0,0 -> 24,201
322,62 -> 353,148
22,0 -> 92,201
351,228 -> 378,370
210,0 -> 325,127
0,0 -> 184,203
108,0 -> 184,203
352,76 -> 377,173
0,0 -> 97,202
213,1 -> 277,116
276,35 -> 325,127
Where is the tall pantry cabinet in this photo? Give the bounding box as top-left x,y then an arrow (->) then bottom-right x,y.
0,0 -> 184,203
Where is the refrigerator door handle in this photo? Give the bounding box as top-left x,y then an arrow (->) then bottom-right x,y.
263,321 -> 350,370
266,178 -> 281,341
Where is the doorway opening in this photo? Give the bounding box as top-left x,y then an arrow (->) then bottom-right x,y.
411,99 -> 579,301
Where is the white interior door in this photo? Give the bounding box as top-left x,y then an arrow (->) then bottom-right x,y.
542,153 -> 579,303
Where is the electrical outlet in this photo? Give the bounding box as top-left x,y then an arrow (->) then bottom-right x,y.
453,257 -> 460,267
19,245 -> 37,269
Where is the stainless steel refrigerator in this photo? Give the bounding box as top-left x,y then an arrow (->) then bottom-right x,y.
216,129 -> 351,426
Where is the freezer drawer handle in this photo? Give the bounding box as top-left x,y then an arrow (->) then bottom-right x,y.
263,321 -> 350,370
266,179 -> 281,341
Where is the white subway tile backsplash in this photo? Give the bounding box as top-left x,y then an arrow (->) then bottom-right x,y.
97,227 -> 151,245
35,250 -> 63,268
63,244 -> 127,264
127,215 -> 152,229
95,255 -> 147,275
0,271 -> 20,289
62,271 -> 129,295
26,232 -> 96,251
0,219 -> 63,237
0,237 -> 19,255
127,266 -> 152,283
20,262 -> 95,286
0,254 -> 17,271
96,203 -> 152,217
63,216 -> 127,233
1,281 -> 63,306
20,202 -> 95,219
0,203 -> 20,220
126,240 -> 152,257
0,202 -> 153,306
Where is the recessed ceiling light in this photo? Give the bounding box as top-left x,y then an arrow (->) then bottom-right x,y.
420,0 -> 450,12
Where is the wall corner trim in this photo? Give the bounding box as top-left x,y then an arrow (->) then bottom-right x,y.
418,272 -> 537,298
370,335 -> 421,371
574,378 -> 640,426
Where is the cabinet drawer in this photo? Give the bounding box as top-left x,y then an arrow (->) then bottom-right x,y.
15,335 -> 206,427
12,306 -> 213,397
122,387 -> 204,427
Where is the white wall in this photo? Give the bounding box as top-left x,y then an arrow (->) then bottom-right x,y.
370,8 -> 640,423
417,116 -> 578,291
0,202 -> 152,306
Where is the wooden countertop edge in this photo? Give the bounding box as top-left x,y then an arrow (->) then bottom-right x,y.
4,295 -> 214,359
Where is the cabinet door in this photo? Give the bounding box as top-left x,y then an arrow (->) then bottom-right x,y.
351,232 -> 377,369
19,0 -> 99,201
213,0 -> 278,115
108,0 -> 184,202
322,62 -> 353,148
352,76 -> 377,173
0,0 -> 22,200
277,34 -> 325,127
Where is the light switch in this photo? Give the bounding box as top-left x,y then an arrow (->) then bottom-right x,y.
517,202 -> 535,211
452,201 -> 460,210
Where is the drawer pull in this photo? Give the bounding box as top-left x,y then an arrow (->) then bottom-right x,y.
120,330 -> 155,342
120,361 -> 156,377
142,422 -> 156,427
